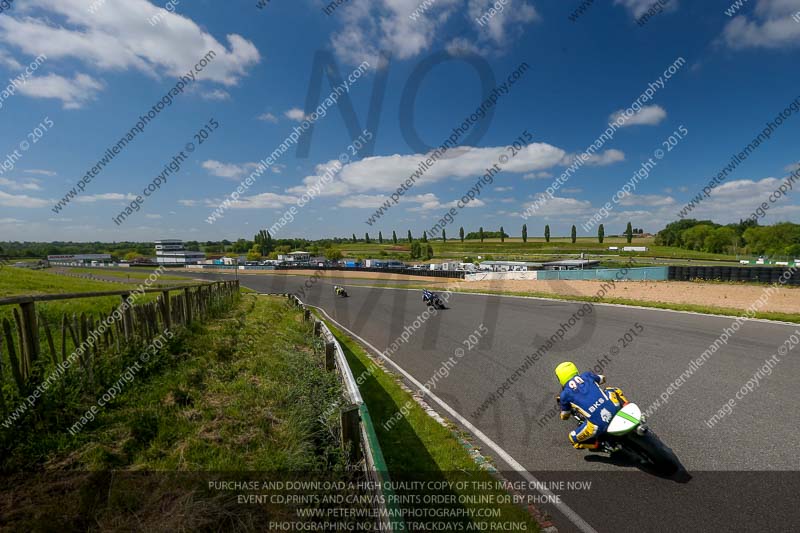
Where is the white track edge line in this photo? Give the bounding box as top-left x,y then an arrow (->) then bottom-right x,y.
309,303 -> 598,533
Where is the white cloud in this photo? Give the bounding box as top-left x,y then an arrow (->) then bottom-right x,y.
615,0 -> 678,18
288,143 -> 567,197
518,195 -> 593,217
202,160 -> 261,180
561,149 -> 626,166
17,72 -> 104,109
0,190 -> 49,208
445,37 -> 484,57
0,217 -> 23,223
0,0 -> 260,95
24,169 -> 56,176
618,193 -> 676,206
76,193 -> 137,202
494,186 -> 513,191
284,107 -> 308,122
0,48 -> 21,69
225,192 -> 298,209
201,89 -> 230,100
178,199 -> 198,206
468,0 -> 539,44
330,0 -> 463,65
610,104 -> 667,127
406,192 -> 485,211
338,194 -> 390,209
145,213 -> 162,219
257,112 -> 278,123
523,171 -> 553,180
0,177 -> 42,191
722,0 -> 800,49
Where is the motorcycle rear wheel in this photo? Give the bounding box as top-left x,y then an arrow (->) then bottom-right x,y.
623,430 -> 680,475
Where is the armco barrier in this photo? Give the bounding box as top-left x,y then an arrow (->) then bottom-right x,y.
285,293 -> 402,531
537,266 -> 669,281
668,265 -> 800,286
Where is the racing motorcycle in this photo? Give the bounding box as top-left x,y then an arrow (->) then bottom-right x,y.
422,289 -> 446,310
559,396 -> 681,476
334,286 -> 348,298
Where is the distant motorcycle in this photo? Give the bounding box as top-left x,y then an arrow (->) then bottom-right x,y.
422,289 -> 446,310
334,286 -> 348,298
558,395 -> 681,476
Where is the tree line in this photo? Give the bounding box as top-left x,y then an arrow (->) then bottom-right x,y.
655,219 -> 800,257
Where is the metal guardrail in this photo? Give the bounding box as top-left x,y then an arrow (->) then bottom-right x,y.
284,293 -> 403,531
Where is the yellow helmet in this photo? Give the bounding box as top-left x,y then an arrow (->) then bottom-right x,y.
555,361 -> 579,386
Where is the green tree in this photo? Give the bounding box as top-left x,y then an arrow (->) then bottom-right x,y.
522,224 -> 527,243
392,230 -> 397,244
365,232 -> 371,244
410,241 -> 422,259
479,227 -> 484,242
544,225 -> 550,243
378,231 -> 383,244
422,231 -> 428,242
703,227 -> 737,254
407,230 -> 413,242
654,219 -> 717,247
254,229 -> 273,256
625,222 -> 633,244
246,245 -> 262,262
598,224 -> 604,244
571,225 -> 576,243
682,224 -> 715,251
459,226 -> 465,243
442,228 -> 446,243
325,247 -> 343,261
500,226 -> 505,243
743,222 -> 800,256
425,244 -> 434,260
352,233 -> 357,243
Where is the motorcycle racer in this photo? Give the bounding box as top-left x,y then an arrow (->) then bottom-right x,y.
555,361 -> 628,450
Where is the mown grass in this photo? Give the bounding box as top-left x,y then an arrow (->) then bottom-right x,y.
0,268 -> 188,391
0,295 -> 355,531
63,267 -> 189,281
323,320 -> 541,531
335,237 -> 741,263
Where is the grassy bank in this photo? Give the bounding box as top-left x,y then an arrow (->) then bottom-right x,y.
323,320 -> 542,531
62,267 -> 189,281
0,295 -> 354,530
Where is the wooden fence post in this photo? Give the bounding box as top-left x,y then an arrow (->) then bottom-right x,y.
120,294 -> 133,340
183,287 -> 193,325
161,291 -> 171,330
340,405 -> 362,463
325,342 -> 335,372
19,301 -> 40,374
313,320 -> 321,336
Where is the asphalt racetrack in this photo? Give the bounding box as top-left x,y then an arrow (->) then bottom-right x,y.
183,270 -> 800,532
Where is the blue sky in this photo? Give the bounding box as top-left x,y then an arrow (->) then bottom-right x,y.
1,0 -> 799,241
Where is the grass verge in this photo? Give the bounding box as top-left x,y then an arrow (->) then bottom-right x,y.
0,295 -> 358,531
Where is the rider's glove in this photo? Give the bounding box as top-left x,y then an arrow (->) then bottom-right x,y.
560,411 -> 571,420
